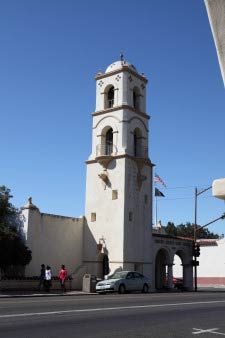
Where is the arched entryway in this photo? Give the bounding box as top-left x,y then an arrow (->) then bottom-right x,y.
96,253 -> 109,279
155,248 -> 171,289
173,249 -> 193,291
173,252 -> 183,278
102,255 -> 109,276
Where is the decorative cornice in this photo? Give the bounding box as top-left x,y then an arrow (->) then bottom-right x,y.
86,154 -> 153,167
95,66 -> 148,83
92,105 -> 150,120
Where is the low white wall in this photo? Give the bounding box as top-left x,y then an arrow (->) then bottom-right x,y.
24,209 -> 84,280
173,238 -> 225,286
198,239 -> 225,278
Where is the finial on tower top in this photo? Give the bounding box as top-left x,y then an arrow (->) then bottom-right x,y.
21,197 -> 39,211
120,52 -> 124,62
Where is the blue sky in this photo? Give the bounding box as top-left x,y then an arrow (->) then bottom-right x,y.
1,0 -> 225,235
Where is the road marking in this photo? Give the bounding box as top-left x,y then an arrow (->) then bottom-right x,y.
1,299 -> 225,319
192,328 -> 225,335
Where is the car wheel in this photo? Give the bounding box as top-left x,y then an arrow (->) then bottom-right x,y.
118,284 -> 126,294
142,284 -> 149,293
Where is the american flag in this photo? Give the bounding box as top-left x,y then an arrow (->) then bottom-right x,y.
154,173 -> 166,188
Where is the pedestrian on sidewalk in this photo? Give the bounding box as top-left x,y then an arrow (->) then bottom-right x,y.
59,264 -> 68,293
38,264 -> 45,291
45,265 -> 52,292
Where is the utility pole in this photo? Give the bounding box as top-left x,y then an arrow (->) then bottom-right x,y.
194,188 -> 197,292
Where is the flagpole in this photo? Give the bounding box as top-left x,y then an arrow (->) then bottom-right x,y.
153,170 -> 166,227
155,194 -> 158,226
154,167 -> 157,227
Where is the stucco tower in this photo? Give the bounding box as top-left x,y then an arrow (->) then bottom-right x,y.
84,59 -> 154,279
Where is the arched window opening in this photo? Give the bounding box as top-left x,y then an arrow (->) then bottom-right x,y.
133,87 -> 140,110
107,86 -> 114,108
105,128 -> 113,155
133,128 -> 142,157
134,132 -> 137,157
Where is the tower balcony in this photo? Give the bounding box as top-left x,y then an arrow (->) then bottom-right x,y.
95,144 -> 118,169
96,144 -> 118,157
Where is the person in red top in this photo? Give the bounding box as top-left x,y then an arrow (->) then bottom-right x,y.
59,264 -> 68,293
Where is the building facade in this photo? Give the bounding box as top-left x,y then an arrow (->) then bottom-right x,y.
22,59 -> 193,291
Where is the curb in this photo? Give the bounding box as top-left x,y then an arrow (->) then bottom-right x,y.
0,291 -> 98,299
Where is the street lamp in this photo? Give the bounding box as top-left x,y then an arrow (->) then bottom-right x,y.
193,186 -> 225,292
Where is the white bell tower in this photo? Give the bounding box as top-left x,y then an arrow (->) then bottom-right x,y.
84,57 -> 153,279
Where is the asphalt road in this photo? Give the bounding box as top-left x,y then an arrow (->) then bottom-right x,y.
1,291 -> 225,338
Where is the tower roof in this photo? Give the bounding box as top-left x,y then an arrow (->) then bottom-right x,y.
105,60 -> 137,74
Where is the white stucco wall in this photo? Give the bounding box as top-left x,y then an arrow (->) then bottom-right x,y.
205,0 -> 225,86
84,158 -> 126,268
197,239 -> 225,277
173,238 -> 225,286
124,158 -> 153,263
23,208 -> 84,278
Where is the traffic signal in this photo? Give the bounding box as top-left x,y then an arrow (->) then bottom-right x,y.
195,243 -> 200,257
192,260 -> 199,266
192,241 -> 196,256
192,242 -> 201,257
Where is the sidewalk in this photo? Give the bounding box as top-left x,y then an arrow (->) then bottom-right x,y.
1,287 -> 225,298
0,290 -> 97,298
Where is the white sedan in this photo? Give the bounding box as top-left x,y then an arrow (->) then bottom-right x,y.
96,271 -> 150,294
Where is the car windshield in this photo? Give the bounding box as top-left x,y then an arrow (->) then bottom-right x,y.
110,271 -> 128,279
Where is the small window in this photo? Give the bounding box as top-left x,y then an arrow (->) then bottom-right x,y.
112,190 -> 118,200
129,212 -> 133,221
91,213 -> 96,222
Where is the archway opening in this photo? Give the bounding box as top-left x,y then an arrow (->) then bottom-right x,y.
133,87 -> 140,110
102,255 -> 109,277
107,86 -> 114,108
96,253 -> 109,280
105,128 -> 113,155
173,253 -> 183,279
172,251 -> 184,290
155,249 -> 170,289
133,128 -> 142,157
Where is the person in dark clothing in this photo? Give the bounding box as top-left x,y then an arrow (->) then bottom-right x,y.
38,264 -> 45,291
